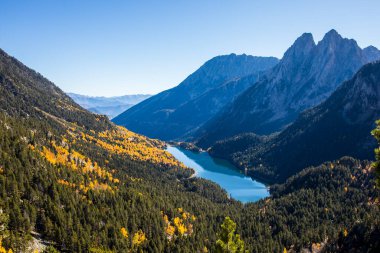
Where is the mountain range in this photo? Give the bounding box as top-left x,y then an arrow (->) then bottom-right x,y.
68,93 -> 151,119
0,30 -> 380,252
210,60 -> 380,182
113,54 -> 279,140
196,29 -> 380,147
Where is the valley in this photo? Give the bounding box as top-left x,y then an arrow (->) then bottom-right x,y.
1,6 -> 380,251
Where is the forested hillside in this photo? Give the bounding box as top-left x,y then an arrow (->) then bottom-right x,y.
0,48 -> 379,253
0,48 -> 238,252
2,113 -> 379,252
0,49 -> 111,132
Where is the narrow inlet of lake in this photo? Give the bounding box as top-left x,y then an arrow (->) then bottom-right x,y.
166,146 -> 269,203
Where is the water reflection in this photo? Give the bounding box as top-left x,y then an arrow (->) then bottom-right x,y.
166,146 -> 269,203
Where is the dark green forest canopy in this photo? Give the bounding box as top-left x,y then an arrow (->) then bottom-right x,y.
0,112 -> 378,252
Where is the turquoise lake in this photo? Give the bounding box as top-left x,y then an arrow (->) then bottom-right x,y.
166,146 -> 269,203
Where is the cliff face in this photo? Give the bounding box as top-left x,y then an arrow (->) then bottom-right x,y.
196,30 -> 380,147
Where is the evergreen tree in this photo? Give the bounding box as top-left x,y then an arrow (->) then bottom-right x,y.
216,217 -> 246,253
0,210 -> 9,240
372,120 -> 380,186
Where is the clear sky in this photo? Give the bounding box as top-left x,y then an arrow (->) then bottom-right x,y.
1,0 -> 380,96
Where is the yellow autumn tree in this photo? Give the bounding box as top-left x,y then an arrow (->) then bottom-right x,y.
0,239 -> 12,253
165,224 -> 176,237
173,217 -> 187,236
177,223 -> 187,236
120,227 -> 129,239
132,230 -> 147,246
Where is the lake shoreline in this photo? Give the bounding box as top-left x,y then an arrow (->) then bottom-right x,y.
168,142 -> 272,187
166,145 -> 270,203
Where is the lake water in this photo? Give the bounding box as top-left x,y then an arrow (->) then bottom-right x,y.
166,146 -> 269,203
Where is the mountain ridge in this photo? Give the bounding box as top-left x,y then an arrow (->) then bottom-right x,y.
196,30 -> 380,147
113,54 -> 279,140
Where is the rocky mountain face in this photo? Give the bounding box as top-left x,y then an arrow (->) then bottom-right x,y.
112,54 -> 279,140
210,60 -> 380,182
68,93 -> 151,119
196,30 -> 380,148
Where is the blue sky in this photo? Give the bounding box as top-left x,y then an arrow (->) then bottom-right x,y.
1,1 -> 380,96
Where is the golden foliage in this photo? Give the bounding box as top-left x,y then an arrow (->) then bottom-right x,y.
132,230 -> 146,246
57,179 -> 76,188
120,227 -> 129,239
173,217 -> 187,235
165,224 -> 175,237
162,208 -> 195,240
46,123 -> 189,198
39,141 -> 118,194
0,239 -> 12,253
177,223 -> 187,236
70,126 -> 187,169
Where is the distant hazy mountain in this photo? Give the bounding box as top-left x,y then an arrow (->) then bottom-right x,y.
68,93 -> 151,119
113,54 -> 279,140
197,30 -> 380,147
210,60 -> 380,182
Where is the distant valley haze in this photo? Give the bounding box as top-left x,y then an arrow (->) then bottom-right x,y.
68,93 -> 151,119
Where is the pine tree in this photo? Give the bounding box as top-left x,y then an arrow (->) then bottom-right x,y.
372,120 -> 380,186
216,217 -> 246,253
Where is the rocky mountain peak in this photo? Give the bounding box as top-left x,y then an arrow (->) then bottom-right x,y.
363,45 -> 380,62
322,29 -> 341,41
282,32 -> 315,62
317,29 -> 359,53
273,33 -> 315,80
195,30 -> 380,147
